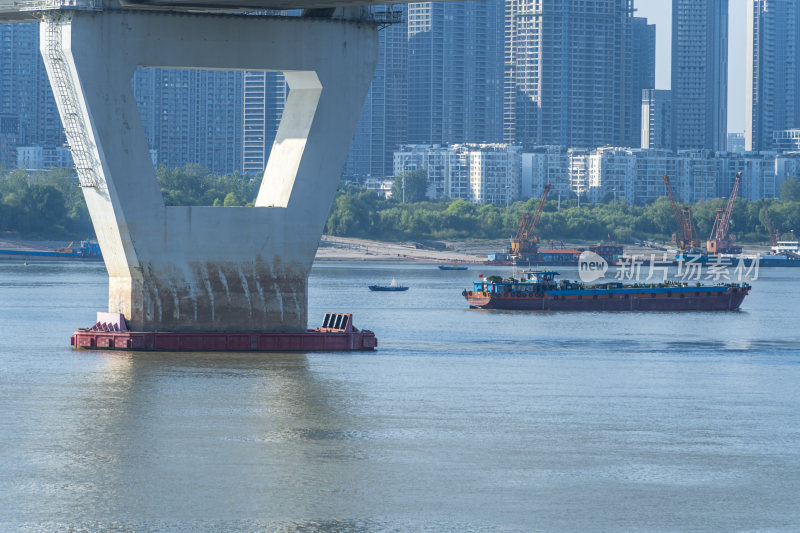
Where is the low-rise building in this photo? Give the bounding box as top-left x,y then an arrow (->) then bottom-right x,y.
774,130 -> 800,153
520,146 -> 570,201
393,143 -> 520,205
398,144 -> 789,206
776,152 -> 800,194
16,145 -> 73,170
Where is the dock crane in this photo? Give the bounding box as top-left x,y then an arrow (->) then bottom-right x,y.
510,183 -> 551,261
706,172 -> 742,255
662,174 -> 700,251
761,199 -> 780,247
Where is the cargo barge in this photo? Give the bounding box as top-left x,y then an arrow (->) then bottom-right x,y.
675,251 -> 800,267
71,312 -> 377,352
487,244 -> 623,267
757,240 -> 800,267
0,240 -> 101,260
438,263 -> 468,270
463,271 -> 750,311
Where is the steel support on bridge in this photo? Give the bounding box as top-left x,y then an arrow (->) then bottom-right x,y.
39,10 -> 378,332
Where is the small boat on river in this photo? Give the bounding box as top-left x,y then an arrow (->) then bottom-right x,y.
369,278 -> 409,292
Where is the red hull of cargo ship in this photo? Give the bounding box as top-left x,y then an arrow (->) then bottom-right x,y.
463,287 -> 749,311
71,312 -> 377,352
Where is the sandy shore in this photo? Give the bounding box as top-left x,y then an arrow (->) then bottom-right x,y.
317,236 -> 489,263
318,236 -> 774,262
0,237 -> 73,252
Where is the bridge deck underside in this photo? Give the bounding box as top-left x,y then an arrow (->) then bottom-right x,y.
0,0 -> 419,23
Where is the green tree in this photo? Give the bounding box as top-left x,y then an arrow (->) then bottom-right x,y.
391,169 -> 428,203
612,227 -> 634,243
325,191 -> 378,236
780,176 -> 800,202
155,164 -> 259,206
223,192 -> 242,206
18,184 -> 67,235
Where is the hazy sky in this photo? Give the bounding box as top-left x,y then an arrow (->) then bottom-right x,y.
635,1 -> 747,133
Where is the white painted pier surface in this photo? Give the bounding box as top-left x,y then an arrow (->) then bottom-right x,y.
35,10 -> 377,332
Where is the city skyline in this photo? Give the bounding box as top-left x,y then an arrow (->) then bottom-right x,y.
0,1 -> 775,177
636,0 -> 746,133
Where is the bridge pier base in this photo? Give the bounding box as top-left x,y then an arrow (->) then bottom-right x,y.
40,11 -> 378,332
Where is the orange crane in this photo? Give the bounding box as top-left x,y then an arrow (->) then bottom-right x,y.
761,199 -> 779,247
510,183 -> 551,260
706,172 -> 742,254
662,174 -> 699,251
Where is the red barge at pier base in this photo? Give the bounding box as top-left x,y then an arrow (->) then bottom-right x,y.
71,312 -> 377,352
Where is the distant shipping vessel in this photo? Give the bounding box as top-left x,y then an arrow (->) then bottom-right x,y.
0,240 -> 101,260
759,240 -> 800,267
675,240 -> 800,267
487,244 -> 623,267
463,271 -> 750,311
438,263 -> 468,271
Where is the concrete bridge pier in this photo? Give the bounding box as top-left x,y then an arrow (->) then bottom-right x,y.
40,11 -> 378,332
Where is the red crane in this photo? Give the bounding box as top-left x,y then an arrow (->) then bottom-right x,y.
511,183 -> 551,259
662,174 -> 699,251
706,173 -> 742,254
761,199 -> 779,247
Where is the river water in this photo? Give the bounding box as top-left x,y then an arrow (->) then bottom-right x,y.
1,259 -> 799,531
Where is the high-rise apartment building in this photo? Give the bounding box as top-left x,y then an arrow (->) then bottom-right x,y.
671,0 -> 728,151
133,68 -> 244,174
641,89 -> 673,150
0,23 -> 63,168
242,71 -> 287,175
629,17 -> 656,148
344,7 -> 408,179
407,0 -> 504,146
746,0 -> 800,151
504,0 -> 635,148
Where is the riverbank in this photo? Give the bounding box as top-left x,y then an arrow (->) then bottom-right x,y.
0,236 -> 77,253
0,235 -> 489,263
317,236 -> 488,263
1,234 -> 775,264
317,236 -> 774,263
